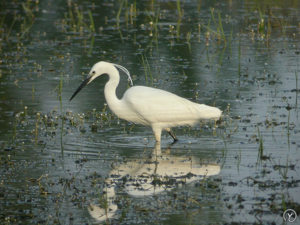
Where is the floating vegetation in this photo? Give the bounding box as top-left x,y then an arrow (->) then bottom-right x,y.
6,107 -> 114,150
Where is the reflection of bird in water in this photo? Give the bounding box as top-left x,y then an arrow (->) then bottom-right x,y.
88,143 -> 220,222
70,61 -> 222,143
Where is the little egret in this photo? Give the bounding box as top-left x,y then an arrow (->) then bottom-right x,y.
70,61 -> 222,142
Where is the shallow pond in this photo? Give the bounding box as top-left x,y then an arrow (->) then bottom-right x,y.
0,0 -> 300,224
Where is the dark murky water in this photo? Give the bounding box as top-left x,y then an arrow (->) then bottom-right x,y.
1,0 -> 299,224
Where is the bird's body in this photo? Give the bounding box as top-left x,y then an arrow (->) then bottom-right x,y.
70,61 -> 222,142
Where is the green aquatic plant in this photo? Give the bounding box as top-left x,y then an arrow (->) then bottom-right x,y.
20,0 -> 37,38
63,1 -> 95,35
124,0 -> 129,27
88,10 -> 95,33
238,37 -> 241,86
176,0 -> 183,18
186,31 -> 191,52
12,114 -> 19,144
116,0 -> 137,29
3,16 -> 17,42
255,7 -> 273,42
0,0 -> 37,43
256,126 -> 269,165
280,159 -> 289,180
197,23 -> 201,42
58,73 -> 64,153
216,10 -> 226,42
116,0 -> 125,29
141,55 -> 153,86
35,112 -> 41,144
176,16 -> 182,39
87,34 -> 95,55
200,8 -> 226,44
257,7 -> 265,34
168,24 -> 175,46
129,1 -> 137,25
145,5 -> 160,49
175,0 -> 184,39
295,71 -> 298,107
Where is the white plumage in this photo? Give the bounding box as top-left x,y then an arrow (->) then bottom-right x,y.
70,61 -> 222,142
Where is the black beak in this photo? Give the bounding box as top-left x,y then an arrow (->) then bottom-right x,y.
69,76 -> 92,101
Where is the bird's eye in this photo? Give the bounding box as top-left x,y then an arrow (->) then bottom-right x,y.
92,71 -> 96,74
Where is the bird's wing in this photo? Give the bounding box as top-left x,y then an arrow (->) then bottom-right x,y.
122,86 -> 202,124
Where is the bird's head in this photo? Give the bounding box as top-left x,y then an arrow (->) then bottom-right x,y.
69,61 -> 133,101
87,61 -> 113,83
69,61 -> 109,101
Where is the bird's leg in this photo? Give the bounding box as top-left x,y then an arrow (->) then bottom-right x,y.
152,126 -> 162,143
165,128 -> 178,142
153,142 -> 162,156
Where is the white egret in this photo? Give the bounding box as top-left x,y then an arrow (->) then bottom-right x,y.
70,61 -> 222,142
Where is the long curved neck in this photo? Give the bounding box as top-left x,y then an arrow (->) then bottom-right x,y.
104,68 -> 122,115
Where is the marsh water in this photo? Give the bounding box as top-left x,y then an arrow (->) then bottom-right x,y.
1,0 -> 300,224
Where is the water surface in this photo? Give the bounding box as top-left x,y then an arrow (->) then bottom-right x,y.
0,0 -> 299,224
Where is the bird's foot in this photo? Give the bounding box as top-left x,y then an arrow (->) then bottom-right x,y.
167,130 -> 178,143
